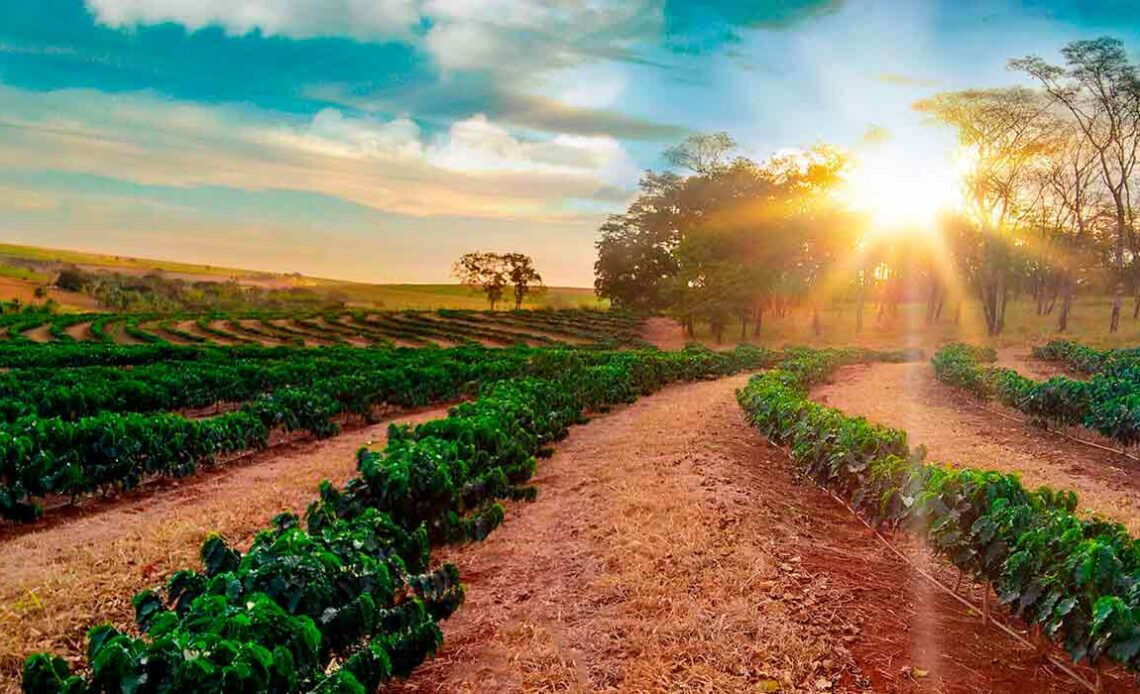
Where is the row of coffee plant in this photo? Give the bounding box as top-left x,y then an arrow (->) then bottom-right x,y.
932,343 -> 1140,447
739,348 -> 1140,672
1034,340 -> 1140,376
0,345 -> 513,422
22,345 -> 771,693
0,308 -> 647,349
0,344 -> 641,521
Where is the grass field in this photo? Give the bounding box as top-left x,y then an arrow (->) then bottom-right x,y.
0,242 -> 272,280
319,282 -> 604,310
0,242 -> 604,311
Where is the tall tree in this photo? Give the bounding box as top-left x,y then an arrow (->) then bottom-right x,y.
594,171 -> 684,311
1012,37 -> 1140,332
1035,124 -> 1103,331
503,253 -> 543,309
664,132 -> 738,174
453,252 -> 509,310
914,87 -> 1055,335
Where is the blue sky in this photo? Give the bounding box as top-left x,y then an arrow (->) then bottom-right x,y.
1,0 -> 1137,284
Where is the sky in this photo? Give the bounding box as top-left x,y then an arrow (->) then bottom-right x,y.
1,1 -> 1138,285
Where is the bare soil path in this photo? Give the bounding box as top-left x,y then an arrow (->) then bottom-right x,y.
21,323 -> 54,343
391,375 -> 1121,693
640,316 -> 686,350
63,320 -> 95,341
813,362 -> 1140,534
994,348 -> 1080,380
0,407 -> 449,690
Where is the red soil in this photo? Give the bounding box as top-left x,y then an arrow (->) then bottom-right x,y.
391,375 -> 1123,693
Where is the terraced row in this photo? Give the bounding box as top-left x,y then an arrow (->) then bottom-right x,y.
1,309 -> 646,349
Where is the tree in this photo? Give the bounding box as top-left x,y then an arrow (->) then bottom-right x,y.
54,266 -> 90,293
1031,123 -> 1103,332
595,138 -> 851,339
914,88 -> 1055,335
503,253 -> 543,309
453,252 -> 509,310
664,132 -> 737,174
1012,37 -> 1140,332
594,171 -> 684,311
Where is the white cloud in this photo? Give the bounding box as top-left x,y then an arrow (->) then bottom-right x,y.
0,87 -> 636,221
84,0 -> 422,40
429,114 -> 636,185
83,0 -> 662,72
279,108 -> 424,159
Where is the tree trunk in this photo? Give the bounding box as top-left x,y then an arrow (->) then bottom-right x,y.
1111,193 -> 1127,333
1111,284 -> 1123,333
812,307 -> 821,337
753,306 -> 763,337
1058,277 -> 1073,333
993,272 -> 1006,336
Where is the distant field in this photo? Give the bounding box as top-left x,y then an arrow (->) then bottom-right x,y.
320,283 -> 605,310
0,242 -> 270,280
0,242 -> 604,311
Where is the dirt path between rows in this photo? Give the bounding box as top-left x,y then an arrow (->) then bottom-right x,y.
0,406 -> 450,690
391,375 -> 1124,693
640,316 -> 687,350
813,362 -> 1140,536
994,348 -> 1080,381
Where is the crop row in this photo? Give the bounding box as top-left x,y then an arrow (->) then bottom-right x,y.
23,344 -> 772,693
1,308 -> 645,350
932,343 -> 1140,447
739,347 -> 1140,673
1034,340 -> 1140,377
0,346 -> 567,521
0,346 -> 492,422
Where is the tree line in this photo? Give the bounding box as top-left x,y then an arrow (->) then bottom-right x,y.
594,36 -> 1140,338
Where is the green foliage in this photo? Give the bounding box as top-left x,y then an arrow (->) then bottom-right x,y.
54,266 -> 344,313
0,345 -> 572,520
23,344 -> 772,693
740,347 -> 1140,671
935,342 -> 1140,446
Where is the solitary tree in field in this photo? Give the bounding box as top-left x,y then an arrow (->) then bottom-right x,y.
453,252 -> 509,309
453,252 -> 543,310
1012,37 -> 1140,333
503,253 -> 543,309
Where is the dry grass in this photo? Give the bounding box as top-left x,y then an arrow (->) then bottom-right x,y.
0,407 -> 448,690
644,297 -> 1140,352
394,375 -> 861,693
813,362 -> 1140,535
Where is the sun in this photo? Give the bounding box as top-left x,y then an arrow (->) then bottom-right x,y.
842,144 -> 961,238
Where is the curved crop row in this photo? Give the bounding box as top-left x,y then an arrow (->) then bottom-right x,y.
0,346 -> 560,520
739,347 -> 1140,673
933,343 -> 1140,447
24,345 -> 772,693
4,308 -> 646,350
1034,340 -> 1140,377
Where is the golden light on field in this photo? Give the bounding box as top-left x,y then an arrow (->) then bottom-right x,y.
842,144 -> 961,239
